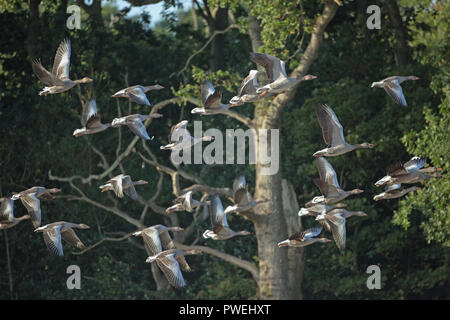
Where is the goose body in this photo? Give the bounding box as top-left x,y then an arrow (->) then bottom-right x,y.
373,184 -> 419,201
224,175 -> 258,214
99,174 -> 148,200
278,227 -> 331,247
10,192 -> 42,228
191,81 -> 231,114
371,76 -> 419,107
166,191 -> 210,214
375,157 -> 441,187
306,157 -> 364,206
298,202 -> 346,217
32,39 -> 92,95
112,84 -> 164,106
203,195 -> 250,240
111,113 -> 163,140
73,98 -> 112,137
34,221 -> 90,256
160,120 -> 214,151
12,186 -> 61,201
146,249 -> 201,288
250,52 -> 316,96
313,104 -> 373,157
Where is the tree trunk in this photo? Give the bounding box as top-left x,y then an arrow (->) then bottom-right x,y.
208,7 -> 228,71
386,0 -> 409,68
26,0 -> 41,59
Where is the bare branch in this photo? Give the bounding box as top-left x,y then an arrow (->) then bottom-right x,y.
174,242 -> 259,281
72,232 -> 135,255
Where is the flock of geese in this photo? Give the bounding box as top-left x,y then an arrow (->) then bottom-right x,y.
0,38 -> 442,289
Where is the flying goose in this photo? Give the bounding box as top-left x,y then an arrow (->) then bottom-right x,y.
203,194 -> 251,240
146,249 -> 202,288
229,70 -> 261,106
160,120 -> 214,151
111,113 -> 163,140
298,202 -> 346,217
34,221 -> 90,256
375,157 -> 442,187
12,186 -> 61,201
224,175 -> 263,214
306,157 -> 364,206
315,209 -> 367,250
373,184 -> 419,201
10,192 -> 42,228
250,52 -> 316,96
112,84 -> 164,106
191,81 -> 231,114
313,104 -> 374,157
371,76 -> 419,107
133,225 -> 194,272
73,98 -> 112,137
99,174 -> 148,200
278,227 -> 331,247
32,38 -> 93,95
0,197 -> 31,230
166,191 -> 210,214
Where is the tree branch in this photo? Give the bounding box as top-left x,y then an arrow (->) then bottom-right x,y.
174,242 -> 259,281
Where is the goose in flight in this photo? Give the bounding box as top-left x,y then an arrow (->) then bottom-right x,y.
34,221 -> 90,256
315,208 -> 367,251
375,157 -> 441,187
224,175 -> 265,214
133,225 -> 194,272
250,52 -> 316,96
229,70 -> 261,106
313,104 -> 374,157
306,157 -> 364,206
191,81 -> 231,114
10,192 -> 42,228
111,113 -> 163,140
73,98 -> 112,137
203,194 -> 251,240
298,202 -> 346,217
160,120 -> 214,151
373,184 -> 419,201
112,84 -> 164,106
166,191 -> 210,214
0,197 -> 31,230
32,38 -> 93,95
99,174 -> 148,200
12,186 -> 61,201
371,76 -> 419,107
146,249 -> 202,288
278,227 -> 331,247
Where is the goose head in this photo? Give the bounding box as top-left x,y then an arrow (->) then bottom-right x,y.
301,74 -> 317,81
373,193 -> 384,201
80,77 -> 93,83
359,142 -> 374,149
191,107 -> 205,114
111,118 -> 125,127
375,175 -> 391,187
202,135 -> 215,142
171,226 -> 184,232
77,224 -> 90,229
298,208 -> 310,217
134,180 -> 148,186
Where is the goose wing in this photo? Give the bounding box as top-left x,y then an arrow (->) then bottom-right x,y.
169,120 -> 189,143
238,70 -> 259,96
108,175 -> 124,198
404,157 -> 426,172
156,254 -> 186,288
210,195 -> 229,230
0,197 -> 14,221
316,104 -> 346,147
385,183 -> 402,193
159,232 -> 191,272
43,226 -> 64,256
387,162 -> 408,177
82,98 -> 101,128
127,87 -> 151,106
293,227 -> 323,241
142,227 -> 163,255
313,179 -> 340,197
20,193 -> 41,228
122,175 -> 138,200
201,81 -> 222,109
383,79 -> 407,107
61,228 -> 85,249
250,53 -> 286,82
52,38 -> 71,80
127,117 -> 150,140
32,60 -> 64,86
316,157 -> 340,188
326,213 -> 346,250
